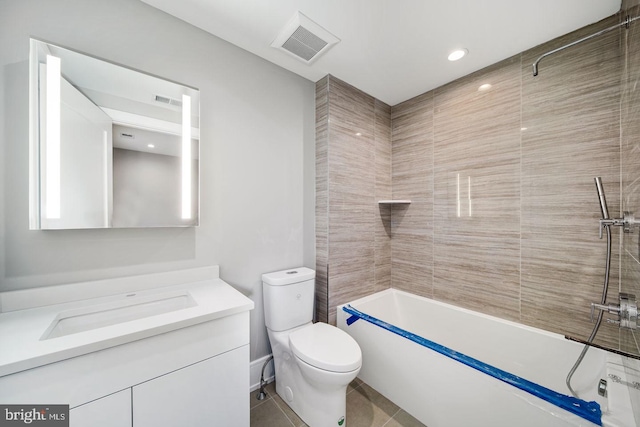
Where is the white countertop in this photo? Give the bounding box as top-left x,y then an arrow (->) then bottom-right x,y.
0,268 -> 254,378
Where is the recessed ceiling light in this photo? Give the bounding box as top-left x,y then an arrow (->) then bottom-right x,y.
147,144 -> 155,148
448,49 -> 468,61
478,83 -> 492,92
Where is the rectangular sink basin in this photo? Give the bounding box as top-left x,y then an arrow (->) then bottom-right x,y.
41,292 -> 197,340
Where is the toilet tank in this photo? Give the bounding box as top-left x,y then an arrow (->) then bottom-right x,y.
262,267 -> 315,332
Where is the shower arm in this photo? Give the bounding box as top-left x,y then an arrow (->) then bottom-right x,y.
533,15 -> 640,77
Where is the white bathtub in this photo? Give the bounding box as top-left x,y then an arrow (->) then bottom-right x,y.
337,289 -> 638,427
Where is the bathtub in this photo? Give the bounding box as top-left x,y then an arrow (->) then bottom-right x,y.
337,289 -> 638,427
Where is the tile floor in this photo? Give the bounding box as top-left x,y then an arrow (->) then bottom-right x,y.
250,378 -> 426,427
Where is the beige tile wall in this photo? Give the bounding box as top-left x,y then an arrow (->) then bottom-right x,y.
622,5 -> 640,424
315,76 -> 392,324
621,5 -> 640,357
520,17 -> 622,350
315,76 -> 329,323
317,12 -> 639,355
390,92 -> 434,298
432,56 -> 522,322
375,100 -> 393,293
391,15 -> 623,349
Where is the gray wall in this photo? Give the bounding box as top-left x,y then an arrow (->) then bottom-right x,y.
0,0 -> 315,362
111,148 -> 199,228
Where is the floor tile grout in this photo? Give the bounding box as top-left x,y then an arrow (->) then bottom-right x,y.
250,394 -> 272,411
270,396 -> 297,427
250,379 -> 425,427
380,408 -> 403,427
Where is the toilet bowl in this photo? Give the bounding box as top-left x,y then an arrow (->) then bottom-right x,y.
263,268 -> 362,427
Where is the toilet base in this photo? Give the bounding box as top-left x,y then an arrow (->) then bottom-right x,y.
276,380 -> 348,427
267,326 -> 360,427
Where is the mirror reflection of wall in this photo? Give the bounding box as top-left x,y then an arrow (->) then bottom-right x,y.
112,126 -> 199,227
29,39 -> 200,230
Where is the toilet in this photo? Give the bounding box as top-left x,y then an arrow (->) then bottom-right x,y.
262,267 -> 362,427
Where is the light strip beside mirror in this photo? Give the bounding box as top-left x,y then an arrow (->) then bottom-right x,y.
45,54 -> 61,219
181,94 -> 192,220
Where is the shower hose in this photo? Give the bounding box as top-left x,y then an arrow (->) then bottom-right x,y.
565,223 -> 611,398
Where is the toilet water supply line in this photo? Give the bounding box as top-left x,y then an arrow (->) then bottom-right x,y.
256,355 -> 274,400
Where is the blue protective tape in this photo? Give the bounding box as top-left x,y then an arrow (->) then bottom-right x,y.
342,305 -> 602,426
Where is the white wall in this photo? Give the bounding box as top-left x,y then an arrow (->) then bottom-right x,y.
0,0 -> 315,362
40,75 -> 113,230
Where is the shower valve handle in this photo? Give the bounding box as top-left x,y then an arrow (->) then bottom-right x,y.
590,302 -> 619,322
590,293 -> 637,330
598,212 -> 638,238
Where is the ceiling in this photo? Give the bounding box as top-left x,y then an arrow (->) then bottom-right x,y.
34,39 -> 201,156
139,0 -> 621,106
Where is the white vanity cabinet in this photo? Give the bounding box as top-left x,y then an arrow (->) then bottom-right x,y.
2,312 -> 250,427
133,345 -> 249,427
70,389 -> 132,427
0,267 -> 254,427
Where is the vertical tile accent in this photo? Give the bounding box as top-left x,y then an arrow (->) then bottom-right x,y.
391,92 -> 434,298
433,56 -> 522,321
315,76 -> 329,323
521,16 -> 622,348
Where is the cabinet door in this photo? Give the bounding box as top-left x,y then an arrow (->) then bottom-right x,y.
70,389 -> 131,427
133,345 -> 249,427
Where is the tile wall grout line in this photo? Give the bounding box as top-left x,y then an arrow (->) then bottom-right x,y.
519,51 -> 523,323
431,89 -> 436,300
618,14 -> 624,300
625,247 -> 640,264
327,75 -> 331,323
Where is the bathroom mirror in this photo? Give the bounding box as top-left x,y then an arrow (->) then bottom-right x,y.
29,39 -> 200,229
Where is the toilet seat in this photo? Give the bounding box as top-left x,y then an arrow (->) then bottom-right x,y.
289,322 -> 362,373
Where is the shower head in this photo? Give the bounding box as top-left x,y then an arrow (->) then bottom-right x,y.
594,177 -> 610,220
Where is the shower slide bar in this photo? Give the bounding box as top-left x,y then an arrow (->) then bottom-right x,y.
533,14 -> 640,77
342,304 -> 602,426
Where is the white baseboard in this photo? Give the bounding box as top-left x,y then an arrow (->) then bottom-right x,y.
250,354 -> 275,392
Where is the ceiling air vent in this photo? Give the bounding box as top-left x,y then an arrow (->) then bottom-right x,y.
154,95 -> 183,107
271,12 -> 339,64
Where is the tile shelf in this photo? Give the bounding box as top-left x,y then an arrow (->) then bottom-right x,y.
378,200 -> 411,204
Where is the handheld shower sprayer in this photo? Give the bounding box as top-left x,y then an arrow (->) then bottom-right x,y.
594,177 -> 639,238
567,177 -> 638,398
594,177 -> 610,220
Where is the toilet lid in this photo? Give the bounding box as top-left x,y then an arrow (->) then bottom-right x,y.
289,322 -> 362,373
